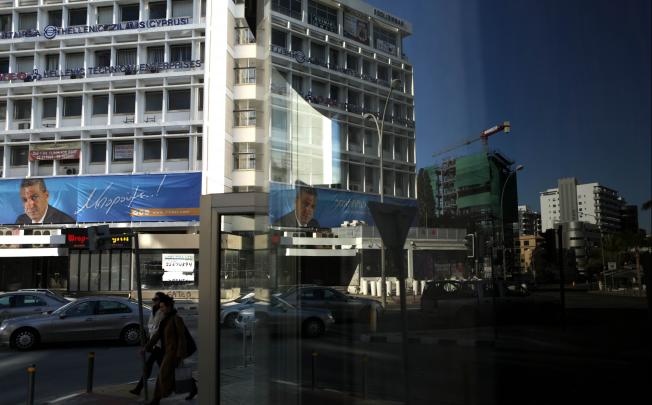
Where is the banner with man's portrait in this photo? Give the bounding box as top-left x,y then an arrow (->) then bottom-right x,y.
343,12 -> 370,45
0,172 -> 200,225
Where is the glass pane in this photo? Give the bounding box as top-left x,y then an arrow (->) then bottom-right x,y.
100,251 -> 110,291
69,251 -> 79,291
79,251 -> 90,291
111,251 -> 122,290
120,251 -> 131,291
90,252 -> 100,291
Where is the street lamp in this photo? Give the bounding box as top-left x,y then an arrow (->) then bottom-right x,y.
500,164 -> 524,278
364,78 -> 401,308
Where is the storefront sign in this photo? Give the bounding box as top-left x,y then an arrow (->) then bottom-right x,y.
0,172 -> 201,224
29,142 -> 81,161
1,17 -> 191,41
64,228 -> 132,249
343,12 -> 370,45
162,253 -> 195,282
1,61 -> 202,82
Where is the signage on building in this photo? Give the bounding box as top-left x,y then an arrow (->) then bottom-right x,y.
375,38 -> 397,55
0,61 -> 202,82
270,182 -> 417,228
162,253 -> 195,282
0,172 -> 201,225
343,13 -> 370,45
64,228 -> 132,249
373,9 -> 405,27
1,17 -> 191,41
29,142 -> 81,161
112,144 -> 134,161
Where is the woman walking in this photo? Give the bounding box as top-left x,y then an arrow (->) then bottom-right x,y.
144,294 -> 197,404
130,292 -> 166,396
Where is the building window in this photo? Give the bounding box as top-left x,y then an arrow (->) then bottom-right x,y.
0,14 -> 11,32
374,26 -> 398,55
147,46 -> 165,64
0,58 -> 8,73
48,10 -> 62,27
198,88 -> 204,111
120,5 -> 140,22
170,45 -> 192,62
172,0 -> 193,18
271,29 -> 287,48
93,95 -> 109,116
90,142 -> 106,163
64,96 -> 83,117
116,48 -> 137,66
291,36 -> 303,53
235,64 -> 256,84
150,2 -> 167,19
236,27 -> 256,45
11,146 -> 29,166
168,89 -> 191,110
196,136 -> 202,160
143,139 -> 161,160
145,91 -> 163,112
271,0 -> 302,20
307,0 -> 338,33
112,141 -> 134,162
16,56 -> 33,73
14,100 -> 31,120
233,143 -> 257,170
69,8 -> 87,26
46,54 -> 59,72
18,13 -> 37,31
97,6 -> 113,25
66,53 -> 85,71
234,100 -> 256,127
95,50 -> 111,68
43,98 -> 57,119
114,94 -> 135,114
0,101 -> 6,121
166,138 -> 189,160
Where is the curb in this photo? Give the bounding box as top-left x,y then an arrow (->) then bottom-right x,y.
360,333 -> 495,348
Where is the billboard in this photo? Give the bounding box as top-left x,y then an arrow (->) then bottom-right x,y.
270,182 -> 417,229
0,173 -> 200,225
343,12 -> 370,45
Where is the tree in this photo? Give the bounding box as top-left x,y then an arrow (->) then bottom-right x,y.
416,168 -> 437,227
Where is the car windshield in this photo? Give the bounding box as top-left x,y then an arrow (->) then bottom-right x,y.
270,296 -> 294,310
234,292 -> 255,303
51,301 -> 76,315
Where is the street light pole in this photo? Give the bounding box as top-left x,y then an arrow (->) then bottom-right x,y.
500,164 -> 523,279
364,78 -> 401,308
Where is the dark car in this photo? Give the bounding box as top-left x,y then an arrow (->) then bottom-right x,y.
281,286 -> 382,323
421,279 -> 559,325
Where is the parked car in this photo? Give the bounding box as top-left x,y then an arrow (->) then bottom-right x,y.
220,292 -> 256,327
421,279 -> 559,326
234,296 -> 334,338
0,292 -> 68,322
0,296 -> 149,350
18,289 -> 75,302
280,286 -> 382,323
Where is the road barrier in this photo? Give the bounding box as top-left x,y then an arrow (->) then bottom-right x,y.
26,364 -> 36,405
87,352 -> 95,393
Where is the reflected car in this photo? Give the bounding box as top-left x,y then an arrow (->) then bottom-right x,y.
421,280 -> 559,325
0,296 -> 149,350
234,296 -> 335,338
0,292 -> 68,322
18,289 -> 76,302
280,286 -> 382,323
220,292 -> 256,328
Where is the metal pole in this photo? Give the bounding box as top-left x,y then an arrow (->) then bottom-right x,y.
86,352 -> 95,393
394,247 -> 411,404
133,233 -> 148,401
26,364 -> 36,405
500,170 -> 517,278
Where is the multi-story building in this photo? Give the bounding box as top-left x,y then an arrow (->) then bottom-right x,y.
517,233 -> 544,273
518,204 -> 541,236
540,178 -> 626,233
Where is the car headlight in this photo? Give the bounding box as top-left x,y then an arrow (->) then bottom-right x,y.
327,314 -> 334,321
0,322 -> 7,332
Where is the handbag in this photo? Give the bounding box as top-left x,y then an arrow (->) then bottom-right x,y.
175,360 -> 194,394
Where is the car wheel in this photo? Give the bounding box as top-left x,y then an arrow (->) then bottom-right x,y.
224,313 -> 237,328
121,325 -> 141,346
12,328 -> 39,351
302,318 -> 325,338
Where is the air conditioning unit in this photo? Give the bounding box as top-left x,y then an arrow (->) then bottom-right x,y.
63,166 -> 78,175
18,122 -> 31,130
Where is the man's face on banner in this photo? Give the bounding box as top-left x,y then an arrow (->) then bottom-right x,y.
20,184 -> 50,222
296,191 -> 316,226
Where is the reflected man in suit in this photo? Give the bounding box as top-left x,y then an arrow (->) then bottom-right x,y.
275,182 -> 320,228
16,178 -> 75,224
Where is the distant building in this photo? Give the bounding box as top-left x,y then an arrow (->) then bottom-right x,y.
518,205 -> 541,236
620,205 -> 639,233
518,234 -> 544,273
540,178 -> 626,234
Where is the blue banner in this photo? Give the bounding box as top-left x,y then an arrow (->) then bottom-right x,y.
270,182 -> 417,228
0,173 -> 201,224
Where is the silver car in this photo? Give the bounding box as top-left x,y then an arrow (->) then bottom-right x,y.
220,292 -> 256,328
0,296 -> 149,350
0,292 -> 68,322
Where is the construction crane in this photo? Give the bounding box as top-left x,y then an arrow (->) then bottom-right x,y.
432,121 -> 511,158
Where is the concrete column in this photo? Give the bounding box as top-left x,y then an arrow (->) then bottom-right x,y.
370,280 -> 377,296
407,244 -> 414,280
361,279 -> 368,295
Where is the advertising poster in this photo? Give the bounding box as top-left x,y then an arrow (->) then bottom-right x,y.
270,181 -> 417,229
343,13 -> 370,45
0,172 -> 201,224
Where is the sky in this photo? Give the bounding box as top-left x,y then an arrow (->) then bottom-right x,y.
370,0 -> 651,232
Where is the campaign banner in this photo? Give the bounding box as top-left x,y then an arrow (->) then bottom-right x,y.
0,172 -> 200,225
343,12 -> 370,45
270,182 -> 417,228
29,142 -> 81,161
